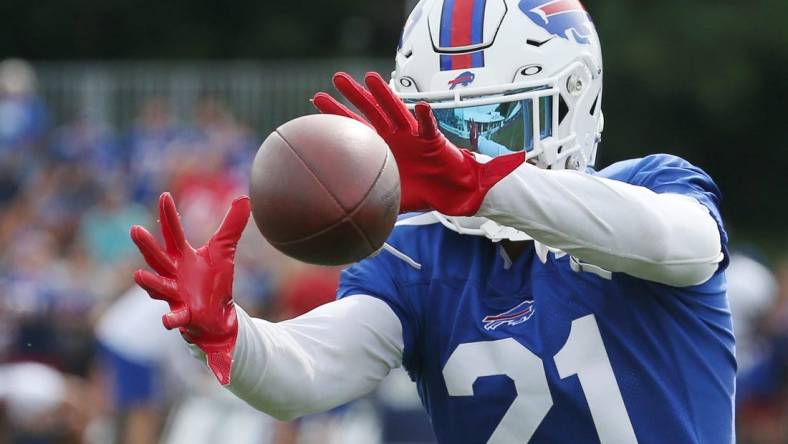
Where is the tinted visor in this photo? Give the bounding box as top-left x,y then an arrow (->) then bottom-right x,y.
432,96 -> 553,157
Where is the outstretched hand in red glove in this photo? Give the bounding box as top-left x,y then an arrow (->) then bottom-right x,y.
130,192 -> 250,385
313,72 -> 525,216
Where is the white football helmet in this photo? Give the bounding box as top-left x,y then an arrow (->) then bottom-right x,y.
392,0 -> 604,239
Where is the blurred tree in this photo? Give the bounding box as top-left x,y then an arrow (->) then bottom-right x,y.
585,0 -> 788,242
0,0 -> 403,59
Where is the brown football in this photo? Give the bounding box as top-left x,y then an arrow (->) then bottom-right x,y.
249,114 -> 400,265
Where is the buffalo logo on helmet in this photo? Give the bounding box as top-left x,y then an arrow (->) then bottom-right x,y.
482,300 -> 535,330
448,71 -> 476,90
518,0 -> 595,45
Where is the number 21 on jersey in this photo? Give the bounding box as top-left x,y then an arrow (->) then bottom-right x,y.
443,314 -> 638,443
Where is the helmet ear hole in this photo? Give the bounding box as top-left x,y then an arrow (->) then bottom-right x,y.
558,95 -> 569,124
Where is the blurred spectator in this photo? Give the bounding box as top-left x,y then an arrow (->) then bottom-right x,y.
374,369 -> 435,444
93,285 -> 283,444
0,59 -> 49,205
189,97 -> 256,177
125,98 -> 180,203
78,182 -> 148,267
16,164 -> 102,247
766,261 -> 788,334
0,230 -> 65,363
0,362 -> 89,444
737,259 -> 788,444
93,286 -> 193,444
163,98 -> 255,245
276,265 -> 341,321
50,114 -> 119,179
728,251 -> 779,371
0,60 -> 47,146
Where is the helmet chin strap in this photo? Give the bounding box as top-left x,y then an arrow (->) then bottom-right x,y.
432,212 -> 574,267
433,212 -> 533,242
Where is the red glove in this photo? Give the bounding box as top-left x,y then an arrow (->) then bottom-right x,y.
130,192 -> 251,385
313,72 -> 525,216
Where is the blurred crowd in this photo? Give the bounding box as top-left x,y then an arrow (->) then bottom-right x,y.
0,59 -> 431,444
731,254 -> 788,444
0,58 -> 786,444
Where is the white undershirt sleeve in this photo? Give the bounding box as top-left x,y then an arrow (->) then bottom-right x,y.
225,295 -> 404,420
477,163 -> 724,287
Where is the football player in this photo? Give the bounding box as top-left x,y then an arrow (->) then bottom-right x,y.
130,0 -> 734,442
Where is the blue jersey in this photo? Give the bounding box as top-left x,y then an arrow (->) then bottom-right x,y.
338,154 -> 735,444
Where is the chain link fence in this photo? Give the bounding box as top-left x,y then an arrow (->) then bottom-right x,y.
34,59 -> 392,135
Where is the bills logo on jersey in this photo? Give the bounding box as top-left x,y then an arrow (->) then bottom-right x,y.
448,71 -> 476,89
482,300 -> 535,330
518,0 -> 595,45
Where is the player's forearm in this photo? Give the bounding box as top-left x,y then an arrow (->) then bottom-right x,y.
226,296 -> 403,420
477,163 -> 723,287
